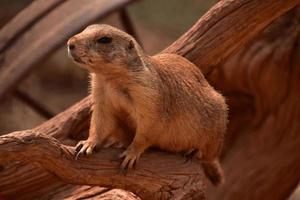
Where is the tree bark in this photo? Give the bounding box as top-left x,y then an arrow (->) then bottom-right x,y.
164,0 -> 300,75
1,0 -> 300,199
43,186 -> 140,200
207,7 -> 300,200
0,97 -> 92,200
0,130 -> 205,200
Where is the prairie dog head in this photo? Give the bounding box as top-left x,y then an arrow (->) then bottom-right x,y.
67,24 -> 145,74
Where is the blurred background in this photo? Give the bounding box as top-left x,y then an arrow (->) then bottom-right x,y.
0,0 -> 216,133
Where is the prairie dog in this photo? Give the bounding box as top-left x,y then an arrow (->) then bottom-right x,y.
67,24 -> 228,186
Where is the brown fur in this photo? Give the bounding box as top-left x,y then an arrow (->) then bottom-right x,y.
67,24 -> 228,186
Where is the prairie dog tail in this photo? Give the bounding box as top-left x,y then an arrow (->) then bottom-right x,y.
202,159 -> 224,186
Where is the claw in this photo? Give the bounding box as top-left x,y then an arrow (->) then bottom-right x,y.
74,140 -> 98,159
119,150 -> 127,159
119,148 -> 140,171
79,144 -> 88,154
121,154 -> 131,169
86,146 -> 94,155
128,157 -> 137,169
75,142 -> 83,153
75,151 -> 81,160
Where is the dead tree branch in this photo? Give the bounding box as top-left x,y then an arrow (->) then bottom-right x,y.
0,131 -> 205,200
206,6 -> 300,200
164,0 -> 300,75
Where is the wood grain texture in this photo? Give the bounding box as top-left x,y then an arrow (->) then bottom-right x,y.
0,130 -> 205,200
164,0 -> 300,75
206,7 -> 300,200
44,186 -> 140,200
0,97 -> 92,199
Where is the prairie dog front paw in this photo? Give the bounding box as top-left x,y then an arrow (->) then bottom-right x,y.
75,139 -> 99,159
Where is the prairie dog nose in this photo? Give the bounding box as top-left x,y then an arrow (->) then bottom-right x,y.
67,37 -> 77,51
69,44 -> 75,50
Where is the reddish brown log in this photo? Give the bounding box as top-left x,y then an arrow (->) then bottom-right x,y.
0,97 -> 92,200
0,130 -> 206,200
44,186 -> 140,200
207,7 -> 300,200
164,0 -> 300,75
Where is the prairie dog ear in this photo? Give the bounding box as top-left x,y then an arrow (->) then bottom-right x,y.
128,40 -> 135,51
127,39 -> 146,69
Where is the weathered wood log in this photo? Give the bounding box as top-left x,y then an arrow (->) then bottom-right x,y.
1,0 -> 300,199
0,130 -> 205,200
0,97 -> 92,200
207,6 -> 300,200
43,186 -> 140,200
164,0 -> 300,75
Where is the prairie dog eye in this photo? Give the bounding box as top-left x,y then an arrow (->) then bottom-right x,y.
97,36 -> 112,44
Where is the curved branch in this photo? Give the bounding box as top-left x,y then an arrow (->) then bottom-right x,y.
0,97 -> 93,199
207,7 -> 300,200
0,131 -> 205,200
164,0 -> 300,75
